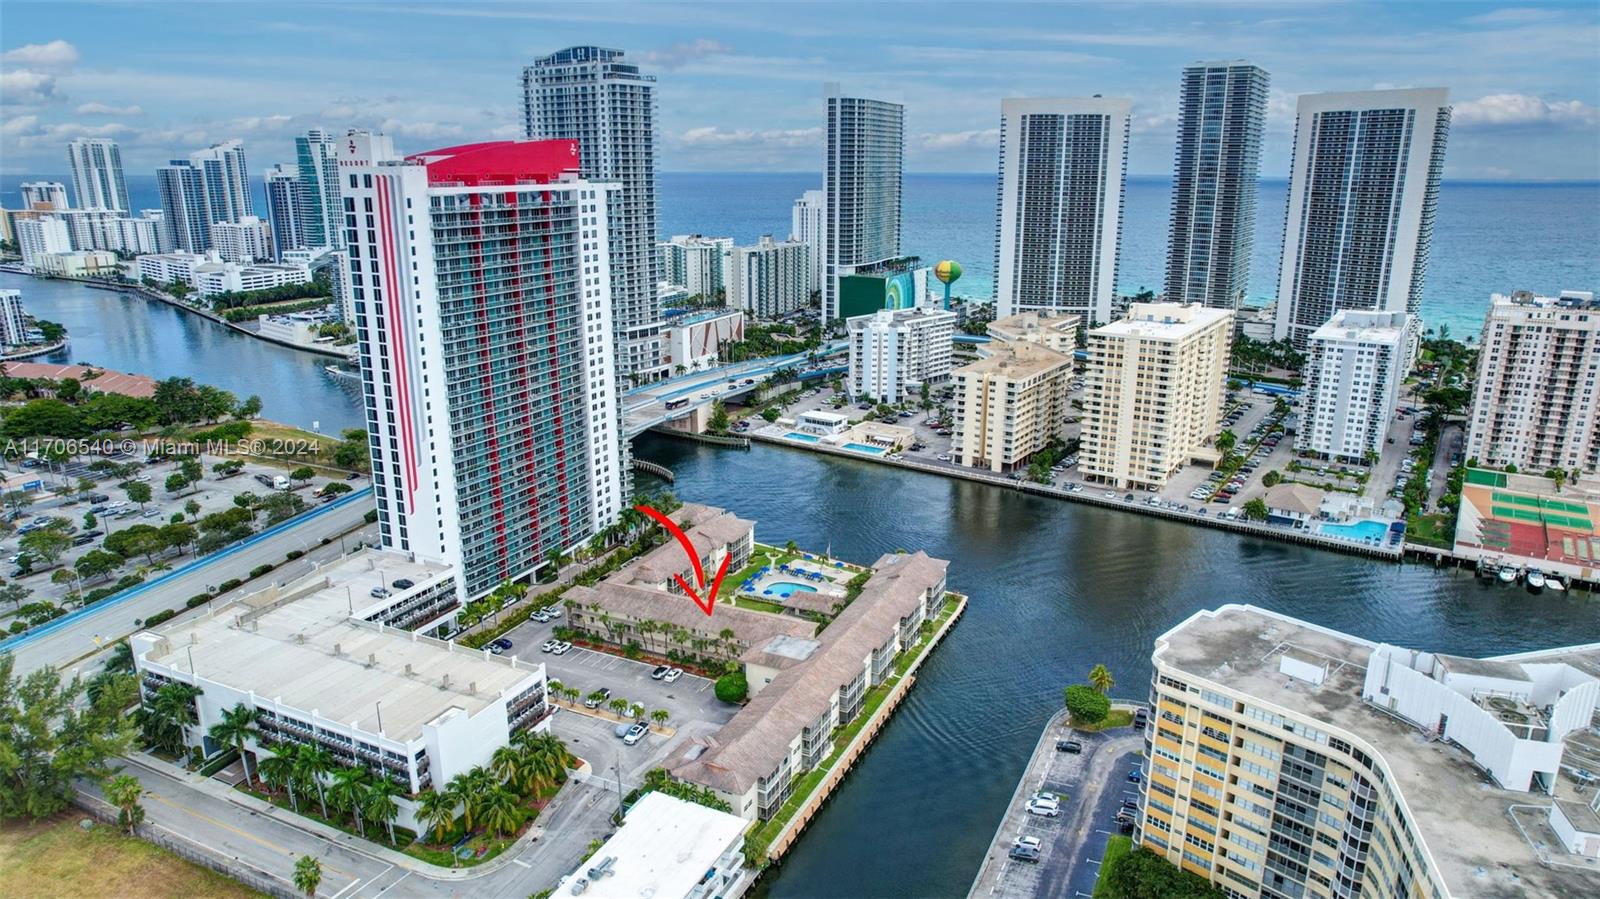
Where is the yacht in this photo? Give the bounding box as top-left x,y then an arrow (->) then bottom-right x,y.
1526,569 -> 1546,594
1497,565 -> 1519,585
1546,575 -> 1567,593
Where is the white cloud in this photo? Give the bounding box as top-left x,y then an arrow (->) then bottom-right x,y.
1,114 -> 38,136
2,39 -> 79,70
674,126 -> 822,148
1,69 -> 59,105
76,101 -> 144,116
639,39 -> 734,70
1453,93 -> 1599,128
915,128 -> 999,151
378,118 -> 464,140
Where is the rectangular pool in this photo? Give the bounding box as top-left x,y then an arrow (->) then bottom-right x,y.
843,442 -> 888,455
1317,519 -> 1390,542
784,432 -> 821,443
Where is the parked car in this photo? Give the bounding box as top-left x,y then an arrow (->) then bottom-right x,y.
1127,769 -> 1143,783
541,639 -> 559,653
651,664 -> 671,680
543,606 -> 563,619
663,667 -> 683,683
1056,739 -> 1083,754
1025,797 -> 1061,818
623,722 -> 649,746
551,641 -> 573,655
583,688 -> 612,709
1008,836 -> 1042,863
488,638 -> 513,655
369,587 -> 390,599
392,578 -> 415,590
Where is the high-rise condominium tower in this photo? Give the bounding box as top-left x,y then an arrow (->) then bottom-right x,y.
1274,88 -> 1450,347
522,46 -> 663,381
67,138 -> 131,212
824,86 -> 904,323
190,139 -> 252,226
263,164 -> 306,260
1164,62 -> 1269,310
19,181 -> 68,210
993,97 -> 1130,325
155,161 -> 211,252
790,189 -> 825,298
338,133 -> 623,599
294,128 -> 343,249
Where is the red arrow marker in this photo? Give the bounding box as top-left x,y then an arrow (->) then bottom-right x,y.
635,504 -> 729,616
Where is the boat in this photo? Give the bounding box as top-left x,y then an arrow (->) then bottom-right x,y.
1526,569 -> 1546,594
1497,566 -> 1519,585
1546,575 -> 1567,593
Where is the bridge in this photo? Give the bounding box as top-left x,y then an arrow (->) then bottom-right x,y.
621,342 -> 847,437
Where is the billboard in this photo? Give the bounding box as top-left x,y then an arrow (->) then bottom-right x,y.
839,266 -> 929,319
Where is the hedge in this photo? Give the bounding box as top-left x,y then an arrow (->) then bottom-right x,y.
217,578 -> 242,592
186,593 -> 211,608
286,550 -> 304,560
249,564 -> 273,579
144,609 -> 178,627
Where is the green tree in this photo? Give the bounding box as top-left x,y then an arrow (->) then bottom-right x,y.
364,777 -> 403,844
235,395 -> 263,419
259,750 -> 301,813
0,654 -> 139,821
19,524 -> 73,568
481,783 -> 521,839
164,473 -> 190,496
1103,846 -> 1225,899
714,670 -> 748,703
1243,497 -> 1269,521
1088,664 -> 1115,695
207,703 -> 261,787
1063,683 -> 1110,726
104,773 -> 145,835
289,466 -> 315,486
415,788 -> 456,843
651,708 -> 670,726
75,549 -> 120,584
1215,429 -> 1237,457
184,499 -> 201,520
293,855 -> 322,899
139,681 -> 200,756
124,481 -> 152,509
0,583 -> 31,613
708,400 -> 731,434
82,510 -> 98,530
295,743 -> 333,819
328,766 -> 373,837
1261,470 -> 1282,488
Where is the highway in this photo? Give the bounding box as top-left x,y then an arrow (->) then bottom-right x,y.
621,342 -> 846,436
5,489 -> 375,678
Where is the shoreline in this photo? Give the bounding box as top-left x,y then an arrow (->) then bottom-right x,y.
2,337 -> 69,361
742,431 -> 1405,562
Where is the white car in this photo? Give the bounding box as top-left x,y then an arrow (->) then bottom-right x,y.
543,606 -> 563,619
551,641 -> 573,655
622,722 -> 648,746
663,667 -> 683,683
1025,798 -> 1061,818
541,639 -> 559,653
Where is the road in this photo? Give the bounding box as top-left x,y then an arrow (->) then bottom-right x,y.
5,489 -> 375,677
621,343 -> 846,436
80,749 -> 618,898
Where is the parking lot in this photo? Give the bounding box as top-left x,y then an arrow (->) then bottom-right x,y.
970,710 -> 1145,899
498,612 -> 741,789
1,451 -> 359,633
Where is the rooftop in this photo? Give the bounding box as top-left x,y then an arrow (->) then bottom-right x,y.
955,341 -> 1071,379
565,581 -> 817,648
1093,302 -> 1232,341
136,551 -> 538,745
616,503 -> 755,589
405,140 -> 581,187
1310,309 -> 1411,343
553,792 -> 746,899
1264,482 -> 1324,516
671,551 -> 947,795
1156,605 -> 1600,898
989,310 -> 1080,338
0,363 -> 156,398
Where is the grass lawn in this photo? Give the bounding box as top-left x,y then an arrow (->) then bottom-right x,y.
204,418 -> 358,474
732,596 -> 789,615
0,812 -> 264,898
1407,511 -> 1455,548
1074,709 -> 1135,733
1092,834 -> 1133,898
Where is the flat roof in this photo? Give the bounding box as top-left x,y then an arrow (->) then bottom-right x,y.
955,341 -> 1070,378
1156,605 -> 1600,898
1093,302 -> 1232,340
137,551 -> 537,745
553,792 -> 746,899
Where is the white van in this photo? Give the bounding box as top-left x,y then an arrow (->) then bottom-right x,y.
1224,507 -> 1241,520
273,475 -> 291,490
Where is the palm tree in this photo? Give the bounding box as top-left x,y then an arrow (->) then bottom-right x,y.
104,773 -> 145,835
446,770 -> 485,831
363,777 -> 403,845
293,855 -> 322,898
480,784 -> 521,840
144,682 -> 200,756
259,750 -> 299,812
415,788 -> 457,844
328,767 -> 373,837
1088,664 -> 1115,695
491,745 -> 526,794
105,639 -> 135,674
1215,429 -> 1237,458
207,703 -> 261,787
651,709 -> 670,727
295,743 -> 334,819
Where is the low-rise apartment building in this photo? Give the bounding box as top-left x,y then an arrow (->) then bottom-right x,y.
669,551 -> 949,820
952,341 -> 1073,473
1466,290 -> 1600,473
553,792 -> 754,899
1142,604 -> 1600,898
1298,309 -> 1414,463
30,250 -> 119,279
847,305 -> 957,404
136,251 -> 312,298
130,550 -> 548,832
987,309 -> 1080,354
1082,303 -> 1232,490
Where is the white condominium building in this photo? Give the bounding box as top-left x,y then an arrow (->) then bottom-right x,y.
191,139 -> 252,228
824,86 -> 905,322
212,215 -> 274,263
19,181 -> 68,210
156,160 -> 212,252
294,128 -> 343,249
263,164 -> 306,260
553,792 -> 752,899
339,133 -> 623,600
1165,62 -> 1269,310
729,235 -> 810,317
848,306 -> 957,404
993,97 -> 1130,325
1082,303 -> 1232,490
1274,88 -> 1451,348
0,290 -> 28,347
67,138 -> 131,212
1466,290 -> 1600,473
524,46 -> 664,380
952,341 -> 1073,473
1143,604 -> 1600,898
15,216 -> 72,267
1299,309 -> 1414,463
54,208 -> 164,256
658,234 -> 732,301
987,309 -> 1081,354
790,188 -> 825,297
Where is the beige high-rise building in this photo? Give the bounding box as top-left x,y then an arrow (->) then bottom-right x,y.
1082,302 -> 1232,489
1465,289 -> 1600,473
951,342 -> 1072,473
1143,604 -> 1600,898
987,309 -> 1080,354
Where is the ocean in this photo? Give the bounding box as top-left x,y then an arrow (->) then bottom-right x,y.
7,172 -> 1595,337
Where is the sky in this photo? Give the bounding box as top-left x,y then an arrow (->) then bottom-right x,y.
2,1 -> 1598,180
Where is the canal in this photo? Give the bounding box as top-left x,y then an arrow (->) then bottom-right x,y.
0,272 -> 361,434
631,433 -> 1600,898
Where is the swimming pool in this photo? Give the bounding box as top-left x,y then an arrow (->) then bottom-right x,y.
765,581 -> 819,598
843,442 -> 888,455
1318,519 -> 1390,542
785,432 -> 821,443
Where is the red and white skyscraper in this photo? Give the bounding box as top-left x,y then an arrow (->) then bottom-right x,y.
338,133 -> 623,599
